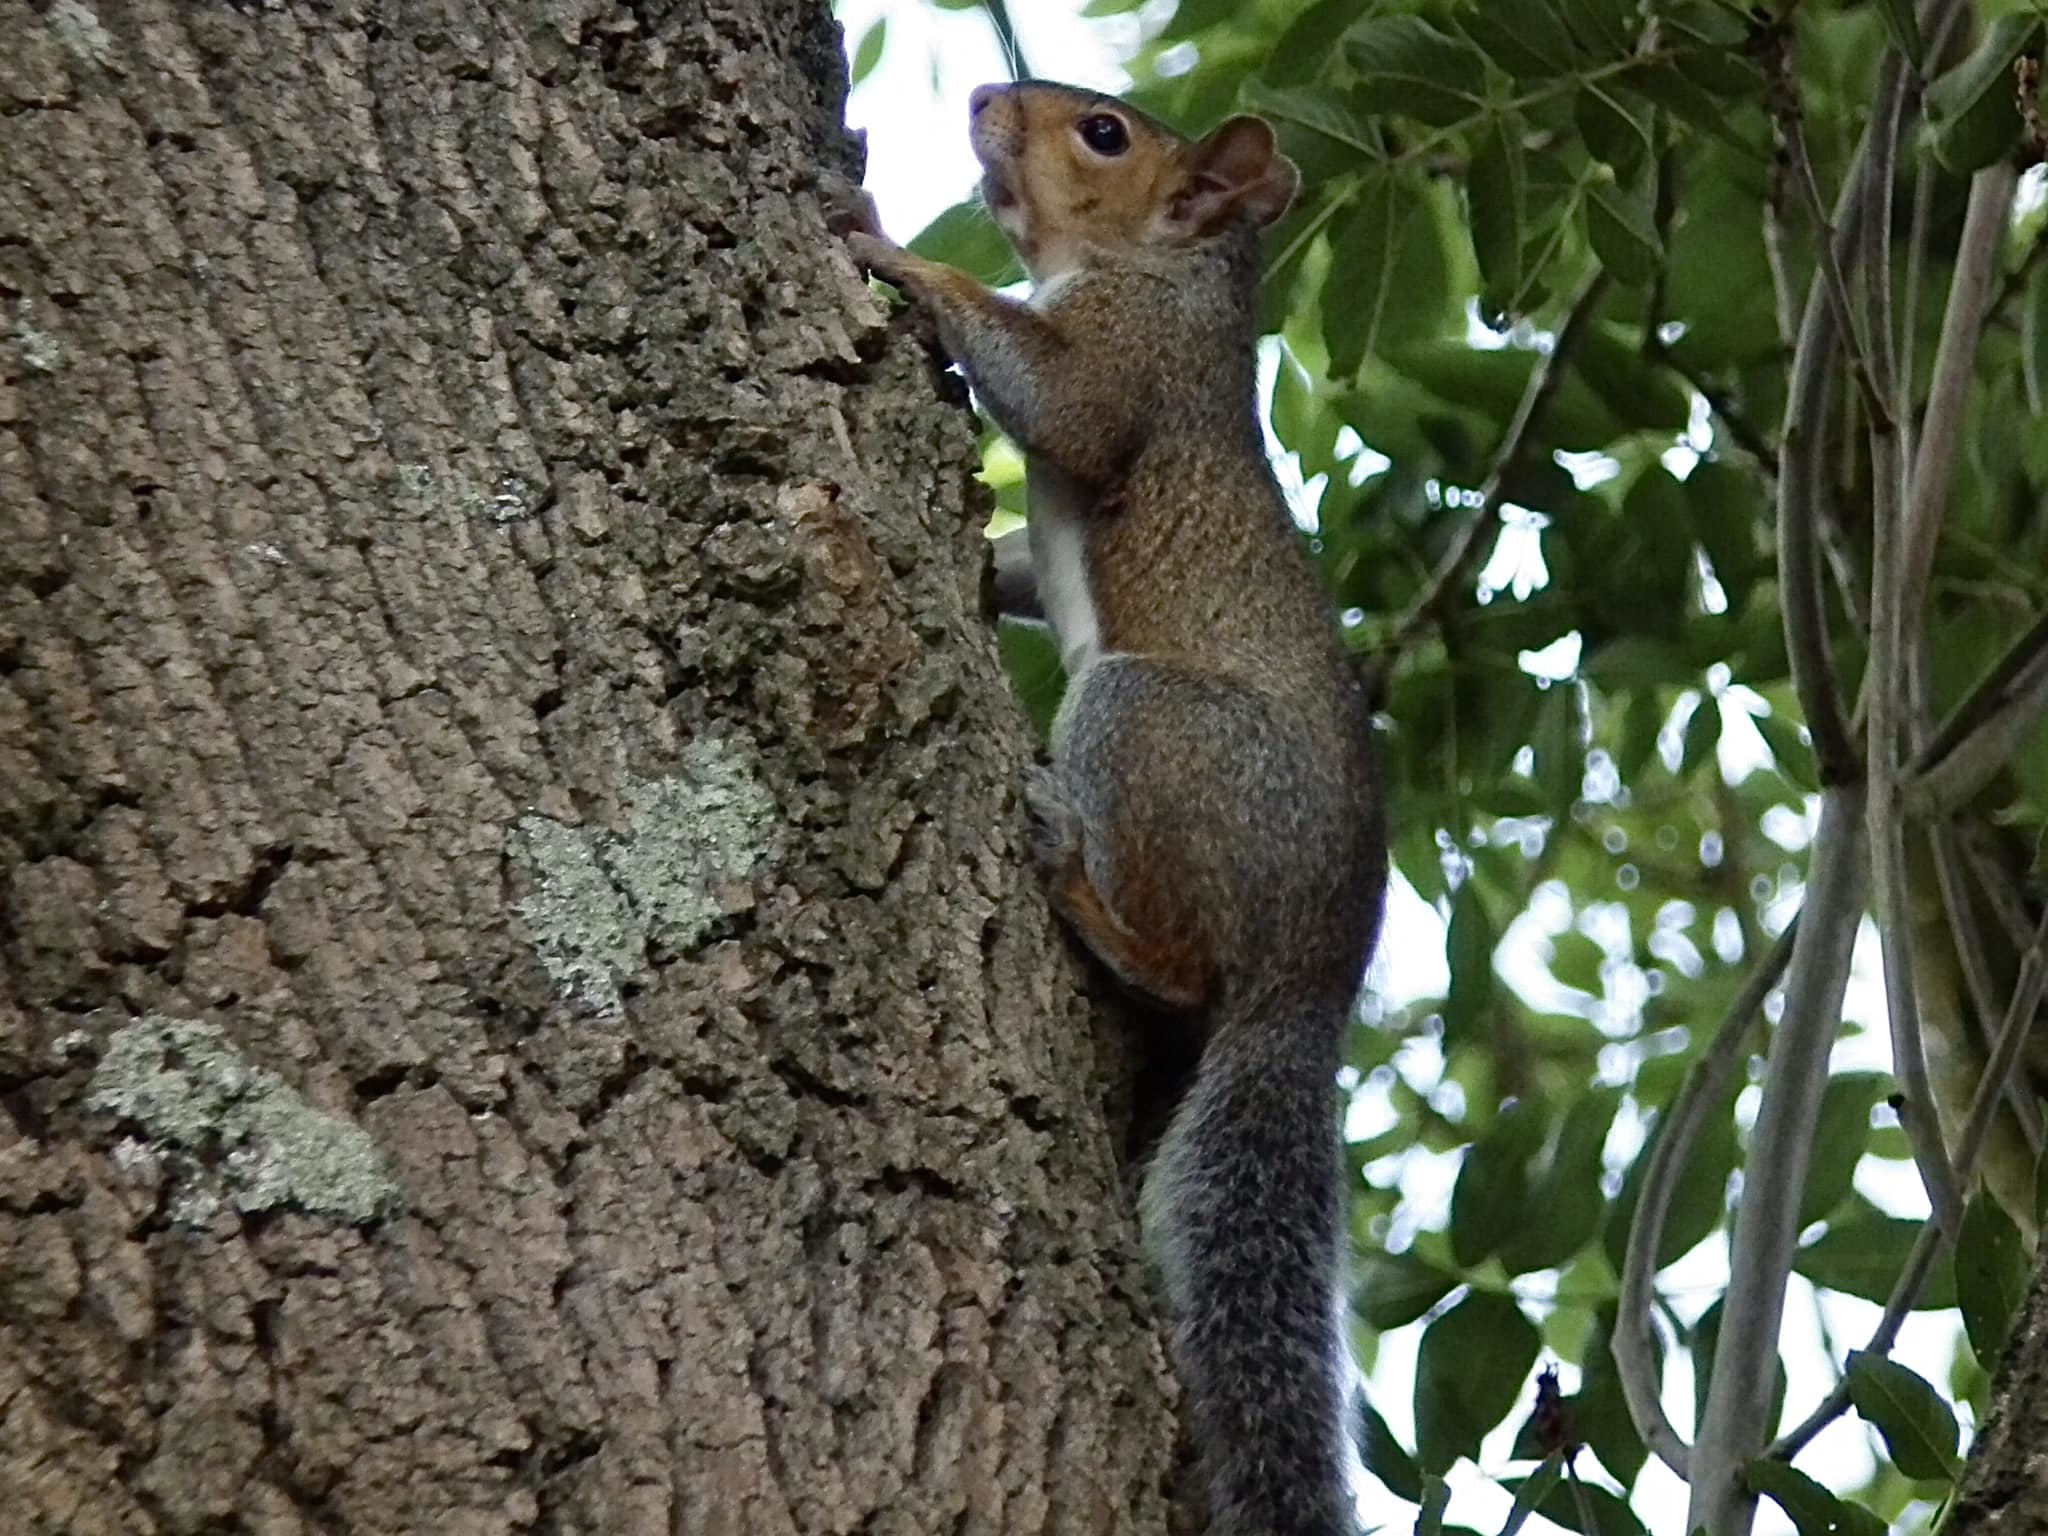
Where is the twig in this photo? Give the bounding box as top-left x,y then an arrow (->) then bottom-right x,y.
1564,1456 -> 1602,1536
1688,787 -> 1868,1535
1906,604 -> 2048,819
1927,815 -> 2046,1153
1760,152 -> 1802,353
1778,256 -> 1859,783
1962,824 -> 2042,955
1860,68 -> 1962,1241
1375,270 -> 1609,665
1614,921 -> 1799,1479
1648,343 -> 1781,474
1899,155 -> 1935,468
1902,162 -> 2020,644
1761,21 -> 1892,431
1772,901 -> 2048,1459
980,0 -> 1029,81
1690,16 -> 1965,1520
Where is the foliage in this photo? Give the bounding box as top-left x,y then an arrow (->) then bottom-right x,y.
860,0 -> 2048,1531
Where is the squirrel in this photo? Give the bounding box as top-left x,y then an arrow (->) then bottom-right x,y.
834,82 -> 1386,1536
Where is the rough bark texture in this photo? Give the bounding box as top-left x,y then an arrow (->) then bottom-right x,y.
1952,1239 -> 2048,1536
0,3 -> 1182,1532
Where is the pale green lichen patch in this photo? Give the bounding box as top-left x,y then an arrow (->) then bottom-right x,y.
512,814 -> 642,1018
46,0 -> 115,68
14,303 -> 60,373
511,742 -> 776,1015
87,1016 -> 395,1224
396,460 -> 540,524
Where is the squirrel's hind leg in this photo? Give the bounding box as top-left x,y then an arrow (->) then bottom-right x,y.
1025,764 -> 1213,1012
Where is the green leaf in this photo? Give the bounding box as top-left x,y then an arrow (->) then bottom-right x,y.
1922,15 -> 2040,173
1576,86 -> 1651,181
1955,1193 -> 2029,1368
1356,1250 -> 1462,1330
1605,1083 -> 1736,1274
1574,327 -> 1693,434
1346,14 -> 1491,128
1498,1473 -> 1645,1536
1692,1298 -> 1786,1441
2037,1137 -> 2048,1230
1443,878 -> 1500,1043
1549,929 -> 1606,995
1323,174 -> 1409,379
1586,177 -> 1663,286
1751,711 -> 1818,792
1870,0 -> 1923,68
2023,260 -> 2048,417
1583,637 -> 1697,689
1618,61 -> 1760,157
1533,685 -> 1586,821
1238,79 -> 1377,169
1798,1073 -> 1886,1228
1497,1088 -> 1619,1273
1560,0 -> 1636,59
1576,1307 -> 1649,1487
847,18 -> 886,88
1359,1392 -> 1427,1501
1497,1458 -> 1564,1536
1796,1209 -> 1955,1309
1450,1099 -> 1544,1268
994,618 -> 1065,740
1684,458 -> 1766,608
1679,695 -> 1722,778
1414,1291 -> 1542,1472
1845,1350 -> 1962,1483
908,200 -> 1024,288
1264,0 -> 1363,87
1456,0 -> 1582,83
1468,115 -> 1527,318
1745,1458 -> 1889,1536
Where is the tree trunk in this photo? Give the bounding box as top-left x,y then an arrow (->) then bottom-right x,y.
1951,1240 -> 2048,1535
0,4 -> 1181,1532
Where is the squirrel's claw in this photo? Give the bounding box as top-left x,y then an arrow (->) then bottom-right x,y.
844,231 -> 914,290
821,174 -> 885,240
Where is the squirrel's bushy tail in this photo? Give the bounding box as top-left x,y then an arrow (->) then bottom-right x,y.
1143,987 -> 1356,1536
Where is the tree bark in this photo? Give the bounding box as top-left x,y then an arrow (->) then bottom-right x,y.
0,3 -> 1181,1532
1951,1241 -> 2048,1535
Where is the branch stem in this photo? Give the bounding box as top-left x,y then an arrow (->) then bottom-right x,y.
1614,922 -> 1798,1479
1772,901 -> 2048,1459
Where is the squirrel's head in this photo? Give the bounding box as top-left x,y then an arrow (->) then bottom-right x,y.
968,81 -> 1298,285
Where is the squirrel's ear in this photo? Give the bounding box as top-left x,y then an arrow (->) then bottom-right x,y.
1172,116 -> 1299,234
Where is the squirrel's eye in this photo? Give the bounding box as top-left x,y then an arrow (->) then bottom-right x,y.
1077,114 -> 1130,156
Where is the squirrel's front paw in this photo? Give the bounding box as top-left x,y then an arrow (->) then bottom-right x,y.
844,232 -> 916,292
1023,767 -> 1083,875
821,174 -> 885,240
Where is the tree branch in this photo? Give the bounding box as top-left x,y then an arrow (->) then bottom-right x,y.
1762,20 -> 1893,432
980,0 -> 1030,80
1688,787 -> 1867,1535
1772,900 -> 2048,1458
1906,600 -> 2048,818
1902,161 -> 2020,644
1375,271 -> 1609,670
1686,5 -> 1973,1512
1860,68 -> 1962,1242
1927,817 -> 2046,1153
1614,921 -> 1798,1479
1776,229 -> 1860,784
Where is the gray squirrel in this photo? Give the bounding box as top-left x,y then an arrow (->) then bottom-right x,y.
834,80 -> 1387,1536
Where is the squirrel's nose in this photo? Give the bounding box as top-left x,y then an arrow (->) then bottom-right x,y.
969,84 -> 1002,118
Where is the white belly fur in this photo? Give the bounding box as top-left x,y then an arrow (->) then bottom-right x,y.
1025,458 -> 1101,679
